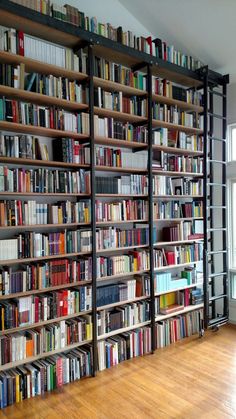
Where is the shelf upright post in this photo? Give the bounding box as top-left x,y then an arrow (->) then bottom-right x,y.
88,43 -> 97,375
202,66 -> 209,329
147,63 -> 155,352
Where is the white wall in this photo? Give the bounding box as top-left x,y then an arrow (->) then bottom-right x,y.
56,0 -> 153,38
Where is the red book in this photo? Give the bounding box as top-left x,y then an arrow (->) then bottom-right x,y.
146,36 -> 153,55
49,108 -> 54,129
56,357 -> 63,387
34,296 -> 39,323
12,101 -> 17,123
62,290 -> 68,316
17,31 -> 24,56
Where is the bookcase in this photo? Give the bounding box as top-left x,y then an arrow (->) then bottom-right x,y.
0,0 -> 229,408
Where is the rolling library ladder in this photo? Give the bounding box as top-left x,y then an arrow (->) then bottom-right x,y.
201,67 -> 229,330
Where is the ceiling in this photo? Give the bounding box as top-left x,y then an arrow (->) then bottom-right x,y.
119,0 -> 236,83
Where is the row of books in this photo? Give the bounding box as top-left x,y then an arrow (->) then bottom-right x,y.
152,104 -> 203,129
53,139 -> 90,165
154,154 -> 203,174
94,87 -> 147,116
153,201 -> 203,219
94,116 -> 148,143
0,229 -> 92,260
0,98 -> 90,134
152,78 -> 202,106
155,288 -> 196,315
95,147 -> 147,169
9,0 -> 203,71
95,199 -> 148,222
1,26 -> 87,72
156,309 -> 202,348
95,226 -> 150,250
153,176 -> 203,196
153,129 -> 203,153
97,326 -> 151,371
97,251 -> 150,278
0,199 -> 91,226
95,175 -> 148,195
0,315 -> 93,366
161,220 -> 203,242
0,134 -> 49,160
154,267 -> 199,293
0,287 -> 92,330
0,258 -> 92,295
0,344 -> 92,408
97,276 -> 150,307
153,243 -> 203,267
0,166 -> 91,194
97,301 -> 150,336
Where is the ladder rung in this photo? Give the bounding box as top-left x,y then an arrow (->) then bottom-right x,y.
209,294 -> 227,302
208,206 -> 226,209
208,250 -> 227,255
208,112 -> 227,120
207,228 -> 227,232
208,272 -> 227,278
208,316 -> 228,327
208,160 -> 226,165
208,89 -> 226,98
208,136 -> 226,142
208,183 -> 226,187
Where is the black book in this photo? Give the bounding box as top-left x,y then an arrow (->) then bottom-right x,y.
117,26 -> 123,44
153,38 -> 163,59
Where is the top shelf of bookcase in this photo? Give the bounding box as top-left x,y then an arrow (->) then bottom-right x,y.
0,0 -> 226,88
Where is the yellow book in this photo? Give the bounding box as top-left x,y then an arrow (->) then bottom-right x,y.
133,257 -> 138,272
15,374 -> 20,403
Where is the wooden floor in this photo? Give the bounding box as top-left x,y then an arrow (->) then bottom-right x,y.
1,324 -> 236,419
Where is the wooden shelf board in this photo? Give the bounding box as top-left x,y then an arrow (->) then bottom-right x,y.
155,282 -> 203,297
0,339 -> 92,372
155,303 -> 204,321
93,77 -> 147,97
96,165 -> 147,174
96,219 -> 148,226
96,244 -> 148,254
94,107 -> 147,124
0,309 -> 92,336
96,194 -> 148,198
0,156 -> 90,169
153,195 -> 204,200
97,320 -> 151,341
154,217 -> 203,222
97,270 -> 150,282
95,136 -> 148,149
0,280 -> 92,300
154,261 -> 201,272
154,239 -> 203,246
0,51 -> 88,81
0,85 -> 89,111
0,192 -> 90,197
97,295 -> 149,311
152,119 -> 203,135
0,251 -> 91,266
152,145 -> 203,157
0,121 -> 89,139
152,93 -> 203,113
0,222 -> 90,230
152,170 -> 203,178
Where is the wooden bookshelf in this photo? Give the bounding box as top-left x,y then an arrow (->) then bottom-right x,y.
154,217 -> 203,222
155,303 -> 204,322
0,85 -> 89,111
97,320 -> 151,341
94,106 -> 147,124
96,219 -> 148,226
96,244 -> 149,254
0,156 -> 90,169
152,119 -> 203,135
152,170 -> 203,177
0,222 -> 90,230
0,280 -> 92,300
96,270 -> 150,282
0,339 -> 93,372
153,195 -> 204,200
0,192 -> 90,197
93,77 -> 147,97
154,239 -> 203,246
96,194 -> 148,198
95,136 -> 148,149
152,93 -> 204,113
0,252 -> 91,266
97,295 -> 149,311
0,121 -> 89,139
0,50 -> 88,81
155,282 -> 203,297
152,145 -> 203,157
0,309 -> 92,336
96,165 -> 147,174
154,261 -> 200,272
